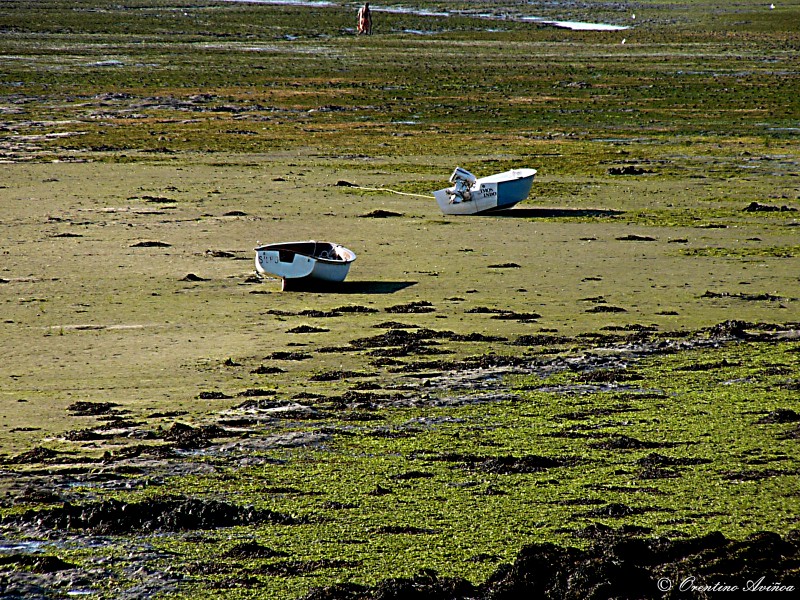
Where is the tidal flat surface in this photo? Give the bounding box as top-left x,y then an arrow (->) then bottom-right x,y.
0,1 -> 799,598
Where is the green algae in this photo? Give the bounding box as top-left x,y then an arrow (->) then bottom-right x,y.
114,338 -> 799,598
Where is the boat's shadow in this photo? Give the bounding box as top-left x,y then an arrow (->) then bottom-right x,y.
489,208 -> 624,218
287,280 -> 417,294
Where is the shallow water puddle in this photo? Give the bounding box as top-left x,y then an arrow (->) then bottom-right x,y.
223,0 -> 336,6
0,540 -> 47,553
522,17 -> 629,31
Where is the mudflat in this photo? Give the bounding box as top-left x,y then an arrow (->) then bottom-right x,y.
1,1 -> 798,598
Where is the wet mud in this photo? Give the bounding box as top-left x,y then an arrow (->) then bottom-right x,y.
743,201 -> 797,213
701,290 -> 787,302
636,452 -> 713,480
758,409 -> 800,424
427,452 -> 576,474
0,554 -> 76,574
384,301 -> 436,314
608,165 -> 652,175
588,435 -> 680,451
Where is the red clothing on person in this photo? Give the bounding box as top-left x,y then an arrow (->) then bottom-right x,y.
357,4 -> 372,34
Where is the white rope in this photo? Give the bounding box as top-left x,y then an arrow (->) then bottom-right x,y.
351,185 -> 434,199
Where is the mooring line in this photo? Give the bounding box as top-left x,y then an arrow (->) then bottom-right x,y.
351,185 -> 434,199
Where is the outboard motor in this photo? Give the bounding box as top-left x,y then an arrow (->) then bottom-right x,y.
445,167 -> 477,203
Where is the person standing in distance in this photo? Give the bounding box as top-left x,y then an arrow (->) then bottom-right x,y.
357,3 -> 372,35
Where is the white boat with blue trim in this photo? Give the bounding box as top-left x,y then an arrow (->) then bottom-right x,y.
254,240 -> 356,290
434,167 -> 537,215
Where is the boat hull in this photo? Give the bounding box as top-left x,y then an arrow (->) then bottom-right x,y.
254,241 -> 356,289
435,168 -> 536,215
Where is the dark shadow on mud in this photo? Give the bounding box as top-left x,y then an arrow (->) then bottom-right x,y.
488,208 -> 625,219
285,281 -> 417,294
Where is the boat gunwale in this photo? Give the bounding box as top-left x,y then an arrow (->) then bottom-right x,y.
477,168 -> 537,185
254,240 -> 356,265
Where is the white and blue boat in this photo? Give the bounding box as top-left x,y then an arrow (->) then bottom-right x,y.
433,167 -> 537,215
254,240 -> 356,290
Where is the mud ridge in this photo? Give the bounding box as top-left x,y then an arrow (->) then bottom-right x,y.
2,496 -> 305,535
410,452 -> 576,474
